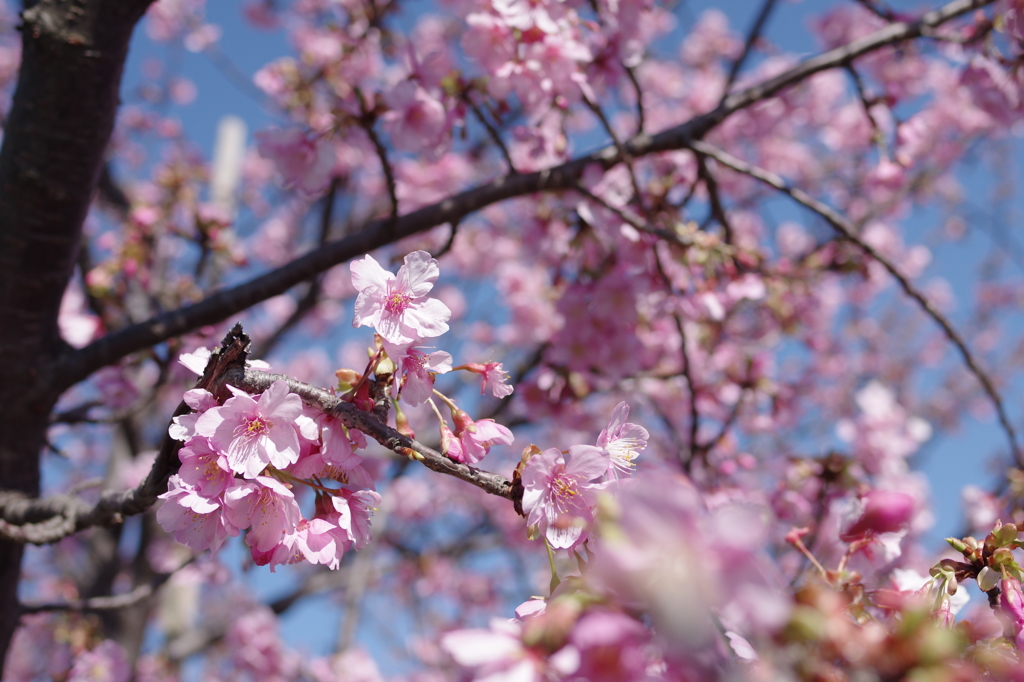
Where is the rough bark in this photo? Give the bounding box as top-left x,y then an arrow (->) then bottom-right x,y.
0,0 -> 152,670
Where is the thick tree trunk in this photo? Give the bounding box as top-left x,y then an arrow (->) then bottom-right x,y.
0,0 -> 151,670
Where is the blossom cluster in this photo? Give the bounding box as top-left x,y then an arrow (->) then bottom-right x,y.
158,250 -> 519,567
158,378 -> 380,570
350,250 -> 515,464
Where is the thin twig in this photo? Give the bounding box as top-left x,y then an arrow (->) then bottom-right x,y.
651,249 -> 701,471
359,96 -> 399,222
687,139 -> 1024,466
696,386 -> 748,457
465,91 -> 517,174
19,557 -> 193,614
720,0 -> 779,101
431,220 -> 460,260
844,64 -> 889,158
695,153 -> 734,243
574,184 -> 693,249
624,65 -> 646,136
582,92 -> 651,220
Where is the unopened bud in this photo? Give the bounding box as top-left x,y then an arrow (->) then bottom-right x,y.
376,356 -> 396,376
395,405 -> 414,440
997,523 -> 1020,547
993,547 -> 1015,566
335,368 -> 360,392
453,409 -> 476,434
978,566 -> 1000,592
946,537 -> 969,554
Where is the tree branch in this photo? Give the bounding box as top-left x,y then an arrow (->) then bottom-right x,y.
686,139 -> 1024,466
226,367 -> 517,502
18,557 -> 191,614
0,325 -> 254,544
53,0 -> 995,394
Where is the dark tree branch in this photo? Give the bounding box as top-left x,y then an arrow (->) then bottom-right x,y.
19,557 -> 190,614
687,139 -> 1024,467
465,91 -> 517,174
228,367 -> 516,501
695,152 -> 734,243
359,92 -> 399,222
844,64 -> 889,157
52,0 -> 993,395
0,325 -> 516,545
0,325 -> 253,544
624,65 -> 646,136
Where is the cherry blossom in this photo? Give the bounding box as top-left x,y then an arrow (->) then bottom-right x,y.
382,81 -> 450,156
66,640 -> 130,682
195,380 -> 307,478
444,411 -> 514,465
350,250 -> 452,345
441,619 -> 580,682
464,360 -> 514,398
16,0 -> 1024,679
223,476 -> 302,554
255,127 -> 336,196
156,475 -> 233,552
521,445 -> 609,549
838,490 -> 916,542
383,339 -> 453,406
596,401 -> 649,479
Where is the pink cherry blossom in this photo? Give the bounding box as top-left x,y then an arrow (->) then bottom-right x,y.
465,361 -> 514,398
156,475 -> 233,552
1002,576 -> 1024,649
596,401 -> 649,479
332,488 -> 382,550
195,381 -> 304,478
350,250 -> 451,345
446,411 -> 514,465
255,127 -> 336,196
839,490 -> 916,542
461,13 -> 515,73
383,339 -> 453,406
226,607 -> 299,679
177,347 -> 212,375
569,610 -> 651,682
168,388 -> 218,441
382,81 -> 450,156
67,640 -> 130,682
294,517 -> 343,569
521,445 -> 609,549
441,619 -> 580,682
223,476 -> 302,553
177,438 -> 234,499
317,412 -> 366,469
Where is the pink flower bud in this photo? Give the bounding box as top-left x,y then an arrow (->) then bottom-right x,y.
1001,577 -> 1024,649
839,491 -> 915,542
